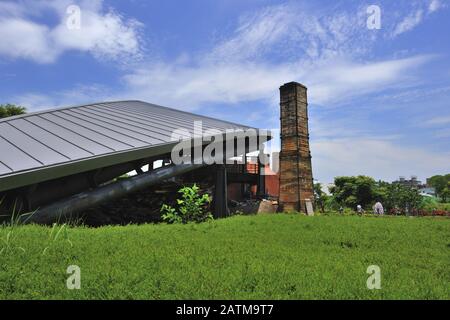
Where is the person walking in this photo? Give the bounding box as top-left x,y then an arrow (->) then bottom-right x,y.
373,201 -> 384,215
356,204 -> 364,215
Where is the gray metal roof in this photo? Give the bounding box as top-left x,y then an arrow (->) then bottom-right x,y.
0,100 -> 261,192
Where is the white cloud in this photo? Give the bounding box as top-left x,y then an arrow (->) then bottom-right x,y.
12,93 -> 59,112
118,3 -> 433,109
209,5 -> 294,62
12,84 -> 113,112
392,9 -> 424,37
424,116 -> 450,126
121,62 -> 294,109
12,3 -> 436,113
391,0 -> 446,37
0,19 -> 56,63
120,54 -> 432,109
209,4 -> 371,64
306,55 -> 432,105
429,0 -> 442,13
10,2 -> 438,112
375,85 -> 450,104
0,0 -> 143,64
51,10 -> 143,62
312,138 -> 450,183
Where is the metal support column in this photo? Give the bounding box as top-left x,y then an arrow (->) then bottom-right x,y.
214,164 -> 228,218
256,155 -> 266,198
241,153 -> 247,198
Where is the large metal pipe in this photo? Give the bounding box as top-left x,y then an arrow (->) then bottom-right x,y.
21,163 -> 204,224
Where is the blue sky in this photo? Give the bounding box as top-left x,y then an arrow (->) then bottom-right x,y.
0,0 -> 449,183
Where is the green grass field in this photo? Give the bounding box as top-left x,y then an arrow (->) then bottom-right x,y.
0,214 -> 449,299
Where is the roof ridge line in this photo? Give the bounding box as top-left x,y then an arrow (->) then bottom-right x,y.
115,100 -> 251,129
0,100 -> 145,123
0,100 -> 252,129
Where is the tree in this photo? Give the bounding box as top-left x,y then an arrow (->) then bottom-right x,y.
329,176 -> 377,209
377,182 -> 421,214
329,175 -> 427,215
0,104 -> 26,118
440,183 -> 450,202
401,185 -> 422,214
427,174 -> 450,201
313,183 -> 329,213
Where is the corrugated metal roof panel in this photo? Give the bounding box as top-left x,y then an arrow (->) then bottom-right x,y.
54,111 -> 149,147
0,123 -> 69,165
0,100 -> 258,192
0,135 -> 42,171
39,113 -> 132,150
25,115 -> 113,155
0,162 -> 12,175
9,119 -> 93,160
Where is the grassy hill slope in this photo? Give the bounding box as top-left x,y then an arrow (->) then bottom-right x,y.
1,214 -> 448,299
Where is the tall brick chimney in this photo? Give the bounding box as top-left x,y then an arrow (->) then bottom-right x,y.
278,82 -> 314,213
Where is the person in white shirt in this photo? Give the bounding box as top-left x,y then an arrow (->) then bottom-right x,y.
373,202 -> 384,215
356,204 -> 363,215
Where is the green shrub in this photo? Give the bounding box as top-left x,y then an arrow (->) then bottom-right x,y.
420,197 -> 450,211
0,104 -> 26,118
161,184 -> 212,224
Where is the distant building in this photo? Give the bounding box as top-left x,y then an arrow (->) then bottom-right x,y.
419,187 -> 436,197
393,176 -> 424,189
323,183 -> 334,195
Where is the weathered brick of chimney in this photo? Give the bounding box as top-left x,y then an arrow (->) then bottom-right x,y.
279,82 -> 314,212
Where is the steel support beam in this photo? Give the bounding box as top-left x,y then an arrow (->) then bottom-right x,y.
257,155 -> 266,197
20,163 -> 204,224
